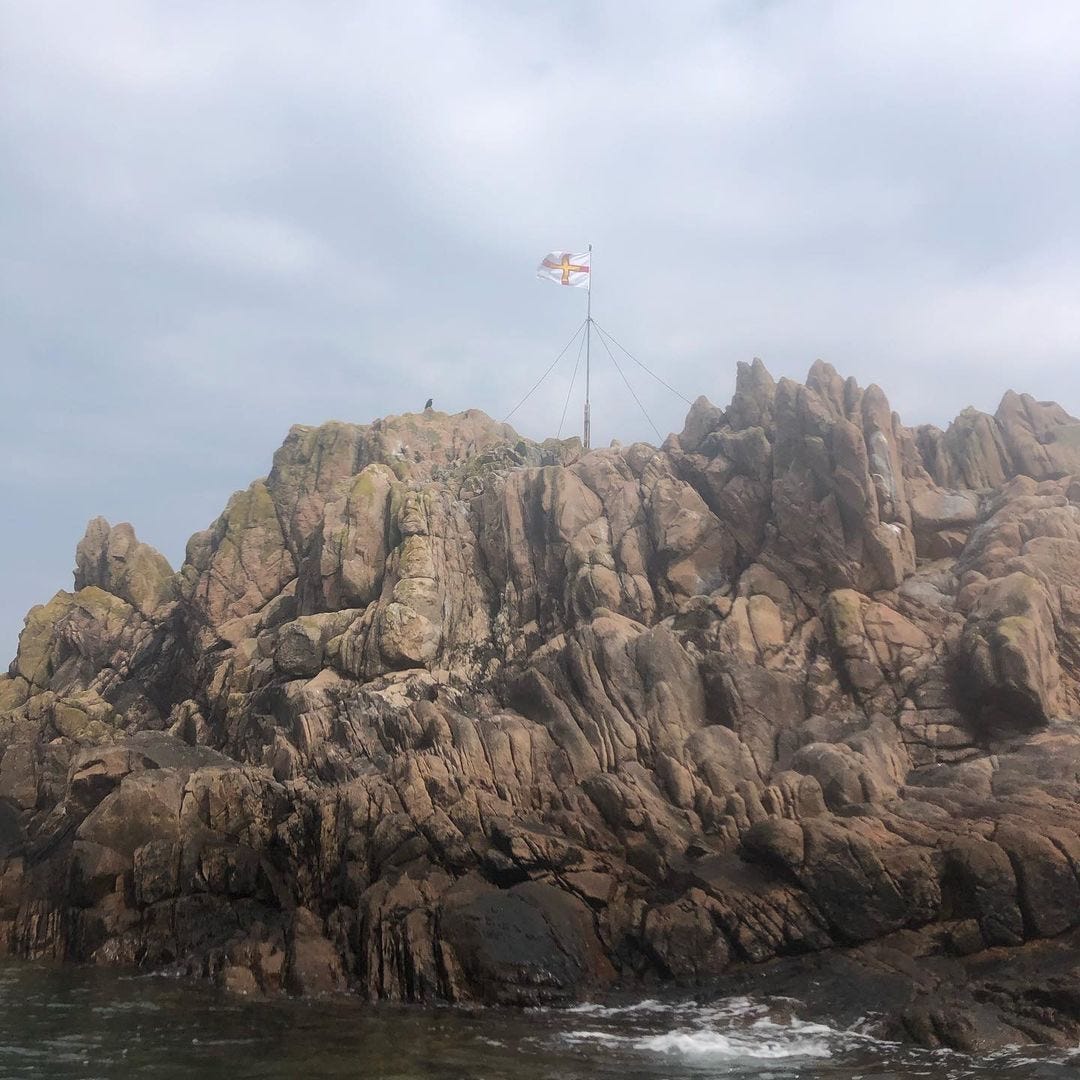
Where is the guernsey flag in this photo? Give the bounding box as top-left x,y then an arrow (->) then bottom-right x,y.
537,250 -> 591,289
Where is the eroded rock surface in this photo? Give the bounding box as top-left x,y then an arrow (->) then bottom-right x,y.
6,383 -> 1080,1048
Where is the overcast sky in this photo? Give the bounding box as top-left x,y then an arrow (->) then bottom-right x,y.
2,1 -> 1079,664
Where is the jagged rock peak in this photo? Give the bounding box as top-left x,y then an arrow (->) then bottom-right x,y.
74,517 -> 176,617
917,389 -> 1080,490
675,360 -> 1080,491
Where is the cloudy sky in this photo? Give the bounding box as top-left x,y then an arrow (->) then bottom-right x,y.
2,1 -> 1079,663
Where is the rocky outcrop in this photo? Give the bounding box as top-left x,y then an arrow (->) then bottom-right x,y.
6,381 -> 1080,1048
75,518 -> 177,617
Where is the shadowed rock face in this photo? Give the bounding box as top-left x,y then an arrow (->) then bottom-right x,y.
6,380 -> 1080,1047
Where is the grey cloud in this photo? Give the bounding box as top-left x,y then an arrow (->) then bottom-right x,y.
2,0 -> 1079,660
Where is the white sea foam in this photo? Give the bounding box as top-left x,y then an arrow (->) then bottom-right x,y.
635,1027 -> 832,1059
563,998 -> 674,1017
559,1029 -> 629,1046
556,998 -> 1080,1073
562,995 -> 770,1022
554,996 -> 856,1061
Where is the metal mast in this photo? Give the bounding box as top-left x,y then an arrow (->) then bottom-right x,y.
584,243 -> 592,449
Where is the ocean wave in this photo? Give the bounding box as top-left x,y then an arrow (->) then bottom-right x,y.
635,1026 -> 832,1059
559,1029 -> 630,1046
553,995 -> 857,1061
553,997 -> 1080,1075
563,998 -> 675,1017
561,994 -> 779,1022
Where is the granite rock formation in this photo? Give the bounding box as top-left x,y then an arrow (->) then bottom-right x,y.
6,372 -> 1080,1048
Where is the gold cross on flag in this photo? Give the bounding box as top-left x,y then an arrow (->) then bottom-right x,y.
537,250 -> 591,289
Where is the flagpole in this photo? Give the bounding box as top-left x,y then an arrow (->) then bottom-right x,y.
584,243 -> 592,450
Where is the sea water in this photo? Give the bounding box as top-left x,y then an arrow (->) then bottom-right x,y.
0,960 -> 1076,1079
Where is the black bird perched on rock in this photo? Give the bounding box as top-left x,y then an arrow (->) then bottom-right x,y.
424,398 -> 433,410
